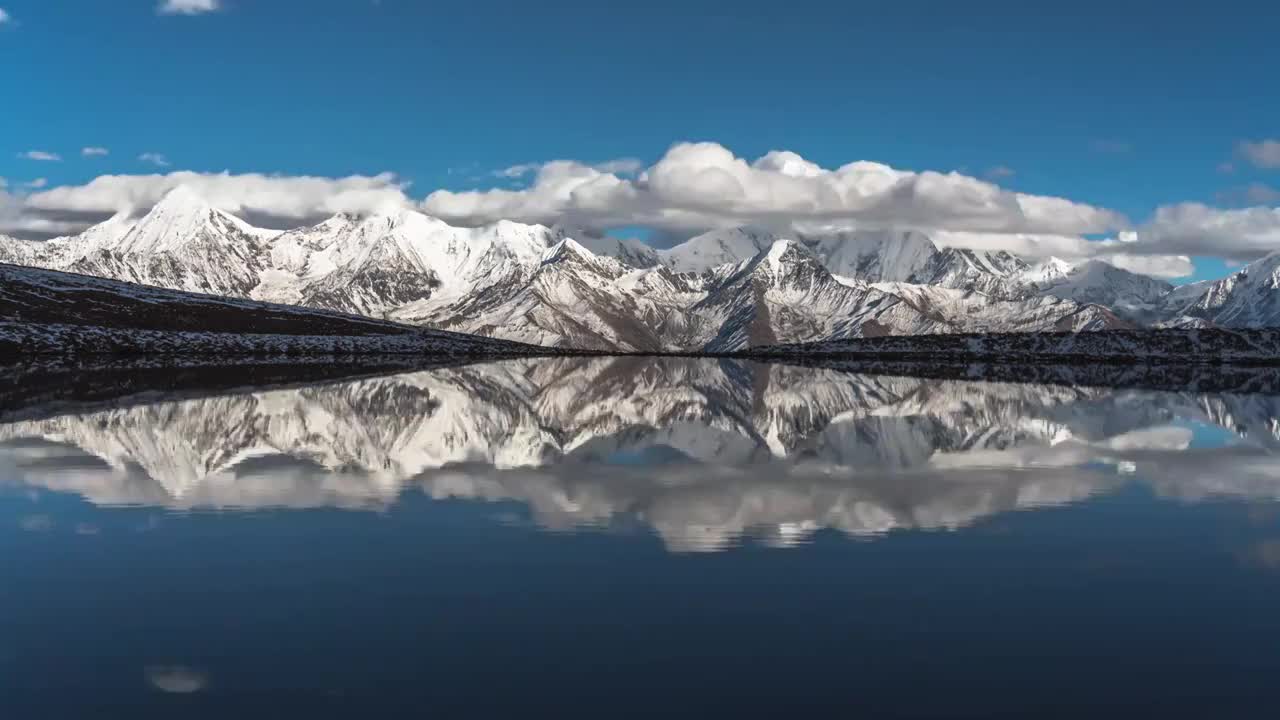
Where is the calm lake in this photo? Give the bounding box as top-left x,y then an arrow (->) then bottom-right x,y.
3,356 -> 1280,717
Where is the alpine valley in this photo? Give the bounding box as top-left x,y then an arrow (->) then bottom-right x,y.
3,186 -> 1277,352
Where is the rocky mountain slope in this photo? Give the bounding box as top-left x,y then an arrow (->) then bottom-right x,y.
1025,259 -> 1174,323
2,185 -> 1272,351
1174,252 -> 1280,328
0,262 -> 545,358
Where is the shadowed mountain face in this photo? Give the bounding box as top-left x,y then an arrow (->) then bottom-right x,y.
0,262 -> 546,358
3,357 -> 1279,552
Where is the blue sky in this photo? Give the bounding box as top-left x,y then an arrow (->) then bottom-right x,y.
2,0 -> 1278,282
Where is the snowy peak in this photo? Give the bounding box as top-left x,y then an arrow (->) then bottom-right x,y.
1177,251 -> 1280,328
270,209 -> 555,290
469,218 -> 564,267
717,238 -> 832,291
770,239 -> 829,276
763,238 -> 798,267
938,247 -> 1028,278
659,226 -> 1031,295
1023,257 -> 1074,284
47,187 -> 277,296
803,229 -> 940,283
574,233 -> 661,268
153,183 -> 208,214
75,212 -> 139,253
274,211 -> 436,268
695,239 -> 905,352
540,237 -> 628,279
353,208 -> 449,239
659,226 -> 780,273
541,237 -> 594,264
1070,259 -> 1170,291
1027,258 -> 1173,323
111,185 -> 248,255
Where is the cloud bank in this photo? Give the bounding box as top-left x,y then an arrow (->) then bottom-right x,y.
3,141 -> 1277,276
1131,203 -> 1280,261
15,169 -> 412,228
423,142 -> 1127,239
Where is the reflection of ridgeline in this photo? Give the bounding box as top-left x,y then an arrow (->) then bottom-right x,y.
780,358 -> 1280,395
3,357 -> 1280,550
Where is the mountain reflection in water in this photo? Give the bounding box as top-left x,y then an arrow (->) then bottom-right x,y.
3,356 -> 1279,552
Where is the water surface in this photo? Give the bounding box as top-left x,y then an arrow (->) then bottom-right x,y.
3,357 -> 1280,716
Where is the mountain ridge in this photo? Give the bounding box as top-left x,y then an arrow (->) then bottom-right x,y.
1,185 -> 1270,351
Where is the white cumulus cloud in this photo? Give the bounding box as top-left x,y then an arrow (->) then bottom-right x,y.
1218,183 -> 1280,207
1242,183 -> 1280,205
1105,253 -> 1197,279
592,157 -> 644,175
138,153 -> 171,167
1129,203 -> 1280,261
1238,139 -> 1280,170
0,8 -> 11,25
424,142 -> 1126,240
495,157 -> 643,180
17,150 -> 61,162
941,199 -> 1280,272
493,163 -> 540,179
82,147 -> 110,157
157,0 -> 221,15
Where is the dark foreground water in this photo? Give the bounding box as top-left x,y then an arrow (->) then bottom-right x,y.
4,357 -> 1280,717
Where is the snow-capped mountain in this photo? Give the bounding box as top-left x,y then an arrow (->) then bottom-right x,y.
400,237 -> 675,350
692,240 -> 906,350
2,185 -> 1266,350
658,226 -> 781,273
1022,256 -> 1075,285
0,234 -> 40,266
804,230 -> 1032,297
1167,252 -> 1280,328
650,225 -> 1030,295
1024,259 -> 1173,323
61,187 -> 274,297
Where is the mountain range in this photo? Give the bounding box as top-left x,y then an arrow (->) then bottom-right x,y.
3,186 -> 1277,351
